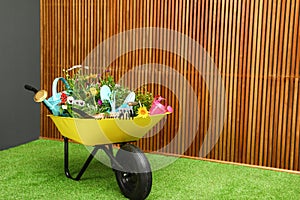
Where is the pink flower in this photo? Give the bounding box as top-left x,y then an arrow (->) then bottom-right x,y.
98,100 -> 103,106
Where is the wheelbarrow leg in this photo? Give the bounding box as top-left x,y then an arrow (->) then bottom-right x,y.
99,144 -> 123,171
64,137 -> 100,181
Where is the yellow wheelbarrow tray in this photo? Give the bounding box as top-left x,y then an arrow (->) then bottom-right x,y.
49,113 -> 168,146
48,113 -> 169,200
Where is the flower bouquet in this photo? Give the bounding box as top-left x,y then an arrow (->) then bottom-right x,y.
58,66 -> 165,120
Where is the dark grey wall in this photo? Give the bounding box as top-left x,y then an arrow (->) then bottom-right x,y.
0,0 -> 40,150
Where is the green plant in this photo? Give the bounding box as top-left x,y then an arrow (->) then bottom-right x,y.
133,88 -> 154,115
61,67 -> 154,118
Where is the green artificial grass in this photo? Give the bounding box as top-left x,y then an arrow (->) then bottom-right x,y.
0,139 -> 299,200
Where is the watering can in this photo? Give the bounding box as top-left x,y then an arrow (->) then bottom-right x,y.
33,77 -> 71,116
149,96 -> 173,115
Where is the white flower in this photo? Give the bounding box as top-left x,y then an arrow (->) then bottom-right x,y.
62,105 -> 68,110
67,96 -> 74,104
74,100 -> 85,107
78,100 -> 85,107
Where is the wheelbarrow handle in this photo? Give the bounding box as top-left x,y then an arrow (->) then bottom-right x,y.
24,84 -> 94,118
24,84 -> 54,114
24,84 -> 39,94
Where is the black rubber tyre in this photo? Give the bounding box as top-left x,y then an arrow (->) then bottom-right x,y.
114,144 -> 152,200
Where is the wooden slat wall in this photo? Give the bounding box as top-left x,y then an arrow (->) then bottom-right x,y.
40,0 -> 300,171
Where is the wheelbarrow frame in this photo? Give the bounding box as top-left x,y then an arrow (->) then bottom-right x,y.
63,136 -> 153,200
63,137 -> 117,181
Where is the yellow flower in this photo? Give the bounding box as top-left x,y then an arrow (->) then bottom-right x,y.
89,73 -> 97,79
89,87 -> 98,96
84,74 -> 97,80
137,106 -> 149,118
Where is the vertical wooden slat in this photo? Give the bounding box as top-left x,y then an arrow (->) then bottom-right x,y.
187,0 -> 195,156
217,0 -> 226,161
222,0 -> 230,160
251,0 -> 263,165
279,0 -> 293,169
229,0 -> 237,162
40,0 -> 45,140
65,0 -> 69,68
194,0 -> 202,157
283,0 -> 294,170
182,0 -> 189,155
233,0 -> 242,162
240,0 -> 251,164
210,0 -> 217,160
290,0 -> 300,170
204,0 -> 212,159
259,0 -> 271,166
245,0 -> 256,164
274,0 -> 286,168
225,0 -> 233,161
293,5 -> 300,171
200,0 -> 208,157
265,0 -> 277,167
180,0 -> 186,155
173,0 -> 179,155
213,0 -> 222,160
237,0 -> 247,163
170,0 -> 176,154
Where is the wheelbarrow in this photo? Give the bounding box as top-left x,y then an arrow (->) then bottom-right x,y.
25,84 -> 168,200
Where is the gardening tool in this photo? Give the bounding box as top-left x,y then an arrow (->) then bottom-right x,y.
25,84 -> 94,118
149,95 -> 173,115
24,84 -> 53,114
100,85 -> 136,113
27,77 -> 71,116
41,77 -> 71,116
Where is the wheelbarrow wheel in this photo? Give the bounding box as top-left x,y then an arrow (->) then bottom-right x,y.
114,144 -> 152,200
